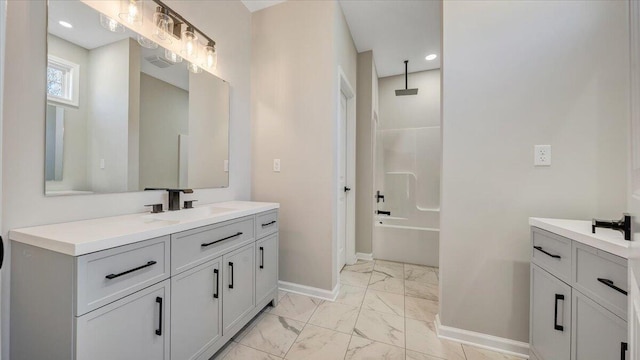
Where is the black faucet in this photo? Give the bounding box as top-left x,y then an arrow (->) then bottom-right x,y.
145,188 -> 194,211
592,214 -> 632,241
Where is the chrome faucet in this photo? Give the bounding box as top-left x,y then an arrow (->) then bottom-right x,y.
145,188 -> 194,211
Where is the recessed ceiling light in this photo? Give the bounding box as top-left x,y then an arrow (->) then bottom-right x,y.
59,21 -> 73,29
425,54 -> 437,61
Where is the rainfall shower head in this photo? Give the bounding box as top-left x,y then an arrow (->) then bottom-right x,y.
395,60 -> 418,96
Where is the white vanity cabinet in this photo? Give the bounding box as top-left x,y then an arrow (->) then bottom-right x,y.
10,203 -> 279,360
530,226 -> 628,360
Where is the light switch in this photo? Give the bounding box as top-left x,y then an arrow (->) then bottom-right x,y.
100,158 -> 106,169
534,145 -> 551,166
224,160 -> 229,172
273,159 -> 281,172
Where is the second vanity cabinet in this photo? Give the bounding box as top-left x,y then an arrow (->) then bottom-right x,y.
530,227 -> 628,360
10,205 -> 279,360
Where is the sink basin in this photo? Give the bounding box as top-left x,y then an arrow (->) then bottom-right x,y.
143,206 -> 234,222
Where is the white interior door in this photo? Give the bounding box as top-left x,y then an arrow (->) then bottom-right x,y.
337,91 -> 348,271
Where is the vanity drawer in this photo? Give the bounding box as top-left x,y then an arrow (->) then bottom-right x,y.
172,216 -> 255,275
573,242 -> 627,319
531,227 -> 572,283
256,210 -> 278,238
76,236 -> 170,316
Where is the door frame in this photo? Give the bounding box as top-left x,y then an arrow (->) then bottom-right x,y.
334,66 -> 356,278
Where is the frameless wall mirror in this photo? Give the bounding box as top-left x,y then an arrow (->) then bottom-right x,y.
45,0 -> 229,196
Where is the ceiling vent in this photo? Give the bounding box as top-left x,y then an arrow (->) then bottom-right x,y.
145,55 -> 174,69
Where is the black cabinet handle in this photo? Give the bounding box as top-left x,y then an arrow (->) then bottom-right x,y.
105,261 -> 157,279
260,247 -> 264,269
262,221 -> 276,228
214,269 -> 219,299
344,186 -> 351,192
229,262 -> 234,289
598,278 -> 628,296
533,246 -> 561,259
201,232 -> 243,248
621,342 -> 628,360
554,294 -> 564,331
155,297 -> 163,336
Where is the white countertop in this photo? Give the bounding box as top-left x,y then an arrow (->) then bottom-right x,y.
9,201 -> 279,256
529,217 -> 631,258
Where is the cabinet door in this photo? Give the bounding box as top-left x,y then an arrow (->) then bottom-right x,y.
222,243 -> 255,334
76,280 -> 170,360
572,290 -> 627,360
530,264 -> 571,360
256,234 -> 278,305
171,258 -> 222,360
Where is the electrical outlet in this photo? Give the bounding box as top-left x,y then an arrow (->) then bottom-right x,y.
273,159 -> 281,172
534,145 -> 551,166
100,158 -> 106,169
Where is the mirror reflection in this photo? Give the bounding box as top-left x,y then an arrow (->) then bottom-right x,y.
45,0 -> 229,196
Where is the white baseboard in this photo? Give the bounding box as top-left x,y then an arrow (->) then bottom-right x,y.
278,280 -> 340,301
435,315 -> 529,359
355,252 -> 373,261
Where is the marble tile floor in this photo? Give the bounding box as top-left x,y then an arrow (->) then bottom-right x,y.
213,260 -> 520,360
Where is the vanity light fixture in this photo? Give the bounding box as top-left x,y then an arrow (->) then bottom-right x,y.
99,13 -> 125,33
152,6 -> 174,44
137,34 -> 158,49
425,54 -> 437,61
181,26 -> 198,58
165,49 -> 183,64
120,0 -> 143,24
187,62 -> 202,74
58,21 -> 73,29
203,41 -> 217,69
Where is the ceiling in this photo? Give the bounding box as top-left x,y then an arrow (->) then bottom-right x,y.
48,0 -> 189,90
240,0 -> 286,13
339,0 -> 441,78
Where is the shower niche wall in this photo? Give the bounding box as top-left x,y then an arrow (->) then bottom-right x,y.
374,69 -> 441,266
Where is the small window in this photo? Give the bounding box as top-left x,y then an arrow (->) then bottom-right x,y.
47,55 -> 79,107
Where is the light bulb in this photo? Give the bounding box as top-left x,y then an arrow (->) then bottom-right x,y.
187,62 -> 202,74
425,54 -> 437,61
100,13 -> 125,33
165,49 -> 182,63
182,27 -> 198,58
203,42 -> 217,69
120,0 -> 143,24
153,7 -> 174,43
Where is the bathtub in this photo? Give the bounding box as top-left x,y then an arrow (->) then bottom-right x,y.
373,209 -> 439,267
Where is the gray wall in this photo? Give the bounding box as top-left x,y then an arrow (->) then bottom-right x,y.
441,0 -> 629,342
1,1 -> 252,355
139,73 -> 188,189
355,51 -> 376,255
251,0 -> 357,291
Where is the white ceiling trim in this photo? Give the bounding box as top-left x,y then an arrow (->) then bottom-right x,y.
241,0 -> 286,13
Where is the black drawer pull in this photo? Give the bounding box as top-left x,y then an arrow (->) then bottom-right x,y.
201,232 -> 243,248
105,260 -> 157,280
229,262 -> 234,289
533,246 -> 561,259
621,342 -> 628,360
262,221 -> 276,228
597,278 -> 628,296
155,297 -> 163,336
554,294 -> 564,331
214,269 -> 219,299
260,247 -> 264,269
